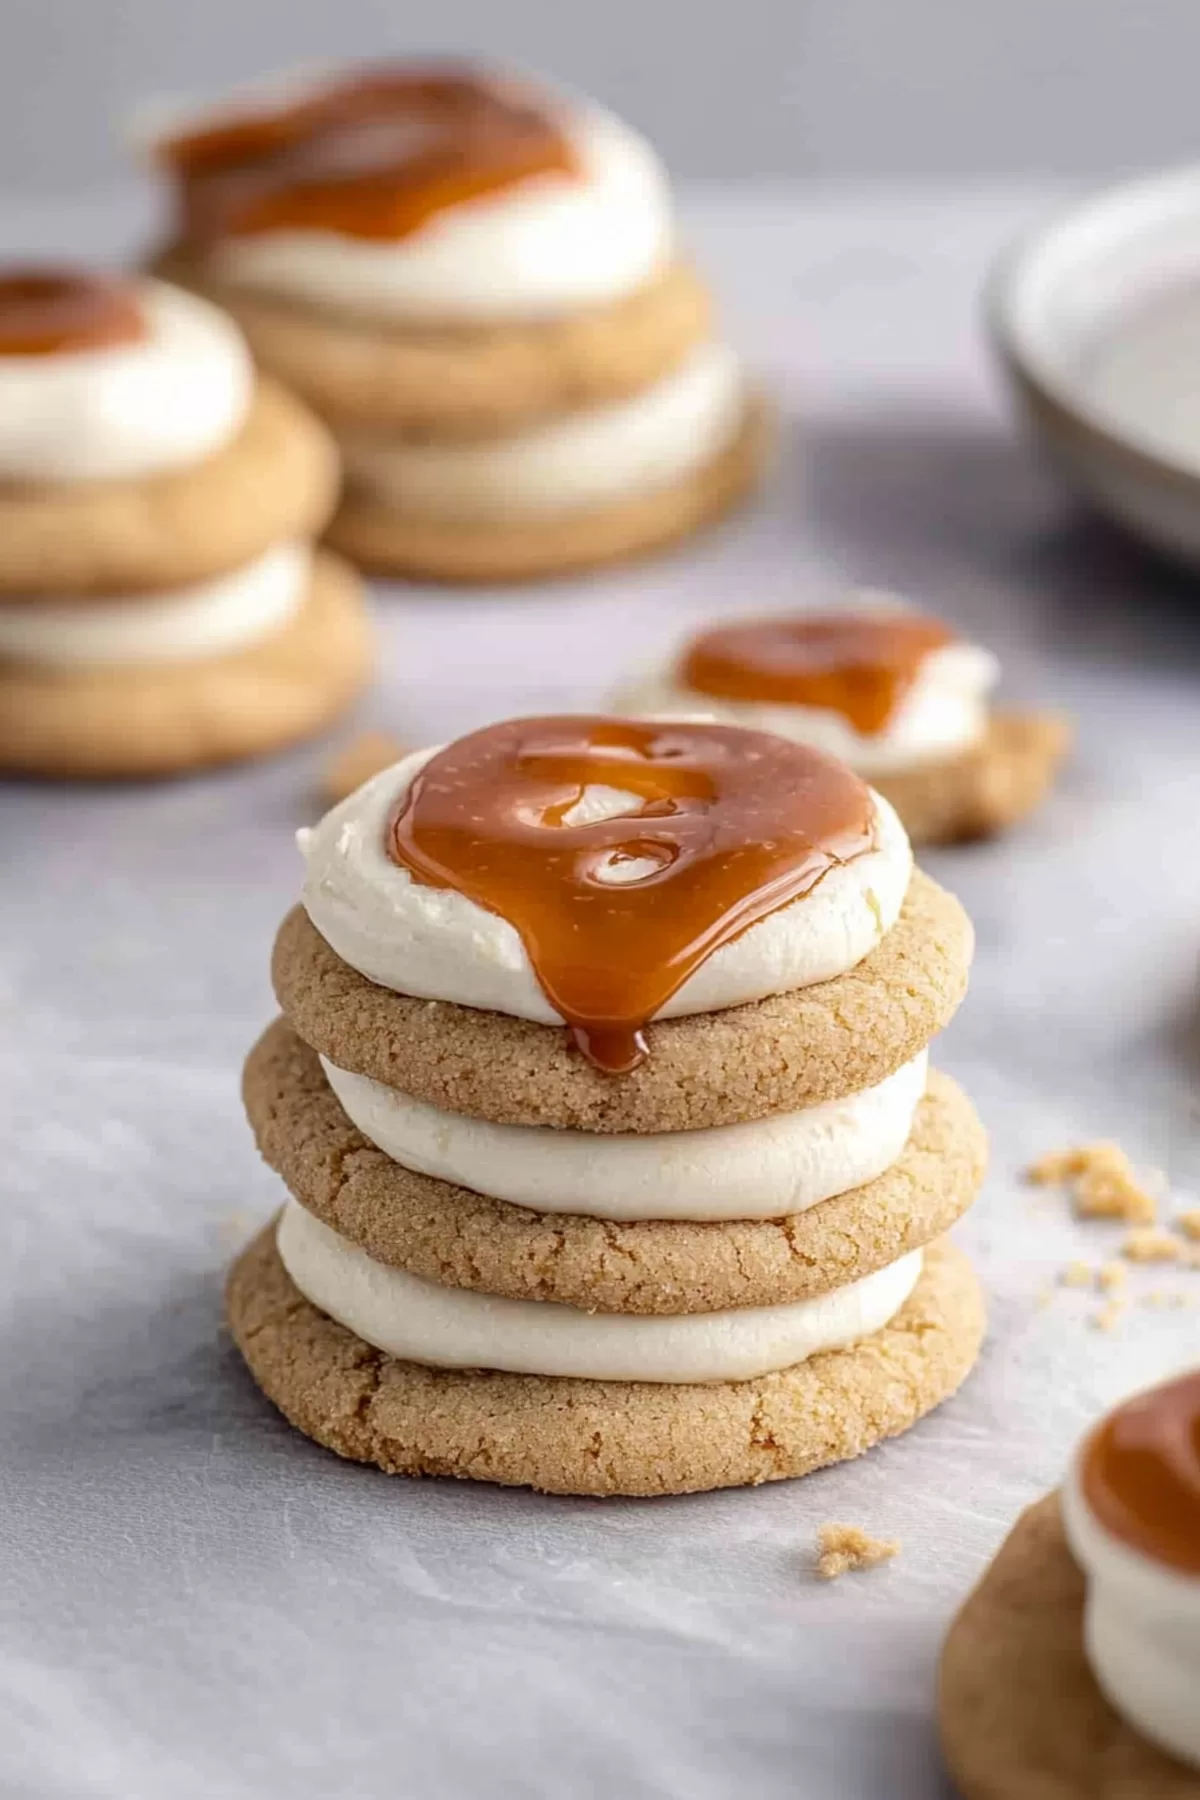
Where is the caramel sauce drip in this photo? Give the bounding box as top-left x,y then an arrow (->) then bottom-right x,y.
159,63 -> 581,242
0,269 -> 146,356
1082,1370 -> 1200,1574
681,611 -> 956,736
386,716 -> 877,1074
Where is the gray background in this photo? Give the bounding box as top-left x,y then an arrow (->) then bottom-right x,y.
4,0 -> 1200,193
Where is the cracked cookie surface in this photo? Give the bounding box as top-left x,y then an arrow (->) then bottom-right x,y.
226,1228 -> 984,1496
244,1018 -> 986,1314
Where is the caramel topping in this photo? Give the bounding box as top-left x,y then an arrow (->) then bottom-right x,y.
386,716 -> 877,1074
158,63 -> 581,242
681,611 -> 956,736
0,269 -> 146,356
1082,1370 -> 1200,1573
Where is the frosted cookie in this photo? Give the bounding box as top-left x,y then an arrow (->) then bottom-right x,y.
0,552 -> 369,778
0,266 -> 371,777
244,1019 -> 987,1313
939,1372 -> 1200,1797
232,714 -> 985,1495
616,596 -> 1069,844
228,1226 -> 984,1497
144,64 -> 765,580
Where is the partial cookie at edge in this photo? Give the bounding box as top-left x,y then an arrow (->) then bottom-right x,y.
0,379 -> 340,595
244,1019 -> 987,1314
153,253 -> 713,437
227,1230 -> 985,1497
0,552 -> 371,779
875,711 -> 1071,847
323,398 -> 768,584
272,868 -> 974,1133
938,1494 -> 1196,1800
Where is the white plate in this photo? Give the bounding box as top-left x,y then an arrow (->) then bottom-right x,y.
989,166 -> 1200,566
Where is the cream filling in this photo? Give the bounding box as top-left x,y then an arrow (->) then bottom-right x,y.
0,542 -> 309,669
1063,1462 -> 1200,1771
0,279 -> 252,484
277,1201 -> 923,1383
340,341 -> 745,522
298,749 -> 913,1025
617,634 -> 1000,777
198,103 -> 673,324
322,1048 -> 928,1222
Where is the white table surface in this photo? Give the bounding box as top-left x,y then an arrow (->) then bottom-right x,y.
5,182 -> 1200,1800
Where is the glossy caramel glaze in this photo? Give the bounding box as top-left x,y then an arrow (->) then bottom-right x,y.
387,715 -> 876,1073
158,64 -> 581,242
0,269 -> 146,356
681,611 -> 956,736
1082,1370 -> 1200,1574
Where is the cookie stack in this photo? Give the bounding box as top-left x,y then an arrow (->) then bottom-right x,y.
0,265 -> 371,778
618,598 -> 1070,844
149,63 -> 766,583
231,715 -> 986,1497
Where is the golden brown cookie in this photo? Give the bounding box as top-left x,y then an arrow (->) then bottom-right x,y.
0,552 -> 372,779
939,1494 -> 1197,1799
0,379 -> 339,595
154,251 -> 713,438
875,711 -> 1071,847
323,398 -> 768,584
272,868 -> 973,1132
244,1019 -> 987,1315
227,1228 -> 984,1497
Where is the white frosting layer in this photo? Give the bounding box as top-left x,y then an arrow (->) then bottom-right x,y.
341,341 -> 745,522
205,106 -> 672,324
0,542 -> 309,669
298,747 -> 913,1024
617,615 -> 1000,777
1063,1455 -> 1200,1771
277,1200 -> 922,1382
0,279 -> 252,484
322,1048 -> 928,1222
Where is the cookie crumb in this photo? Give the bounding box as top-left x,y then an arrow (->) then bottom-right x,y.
1097,1261 -> 1128,1293
1177,1208 -> 1200,1241
816,1524 -> 900,1580
1026,1142 -> 1157,1225
1089,1299 -> 1126,1333
1122,1227 -> 1182,1264
322,732 -> 405,804
1059,1261 -> 1094,1289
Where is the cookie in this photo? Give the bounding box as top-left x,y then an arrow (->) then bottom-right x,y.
322,398 -> 768,583
0,552 -> 371,779
154,252 -> 713,438
244,1019 -> 987,1315
875,711 -> 1071,847
0,378 -> 339,596
227,1228 -> 984,1497
272,868 -> 973,1133
939,1494 -> 1196,1799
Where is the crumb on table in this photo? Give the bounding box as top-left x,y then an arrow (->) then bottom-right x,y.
816,1524 -> 900,1580
1089,1298 -> 1126,1333
1097,1261 -> 1128,1292
321,732 -> 406,805
1121,1227 -> 1183,1264
1025,1142 -> 1158,1225
1059,1261 -> 1094,1289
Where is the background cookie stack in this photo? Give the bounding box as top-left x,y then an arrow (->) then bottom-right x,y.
150,64 -> 767,583
0,265 -> 371,779
231,716 -> 987,1497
